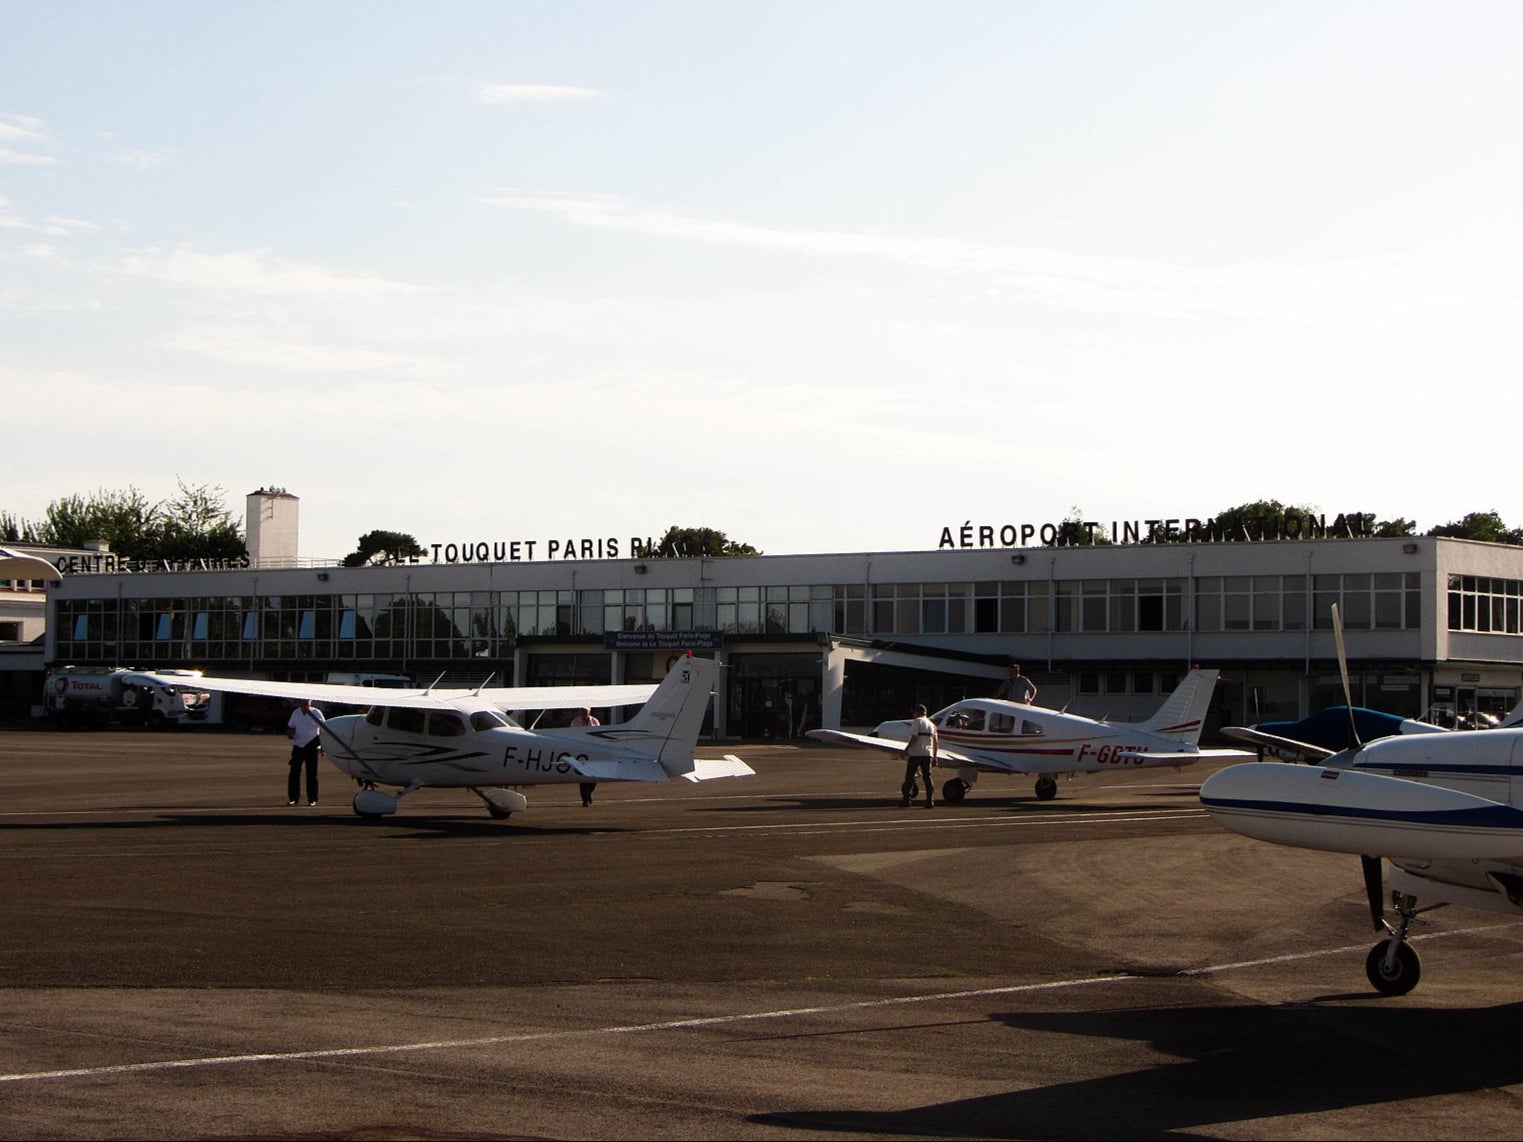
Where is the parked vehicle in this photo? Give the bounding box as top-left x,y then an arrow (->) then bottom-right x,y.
45,667 -> 213,730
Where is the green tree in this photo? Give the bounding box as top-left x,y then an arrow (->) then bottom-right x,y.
649,525 -> 761,558
1371,516 -> 1417,537
1426,510 -> 1523,544
343,529 -> 426,567
1056,506 -> 1112,546
1208,499 -> 1323,541
1,512 -> 39,543
35,487 -> 158,555
7,481 -> 246,562
145,480 -> 246,563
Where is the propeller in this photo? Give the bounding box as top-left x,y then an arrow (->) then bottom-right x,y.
1334,602 -> 1387,930
1331,602 -> 1360,751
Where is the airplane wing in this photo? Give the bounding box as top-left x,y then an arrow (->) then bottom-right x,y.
0,546 -> 62,583
139,672 -> 658,712
1220,725 -> 1337,763
470,682 -> 658,710
804,728 -> 982,769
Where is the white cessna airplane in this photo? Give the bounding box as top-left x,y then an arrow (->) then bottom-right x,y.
808,668 -> 1252,803
146,654 -> 752,821
1200,606 -> 1523,996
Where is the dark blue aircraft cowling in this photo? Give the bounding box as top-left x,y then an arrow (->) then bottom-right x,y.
1255,707 -> 1413,751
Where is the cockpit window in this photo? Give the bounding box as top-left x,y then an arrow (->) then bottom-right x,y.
942,708 -> 985,731
428,711 -> 467,737
470,710 -> 510,731
365,707 -> 384,726
387,707 -> 426,734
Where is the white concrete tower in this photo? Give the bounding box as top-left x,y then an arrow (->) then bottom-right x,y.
245,487 -> 300,568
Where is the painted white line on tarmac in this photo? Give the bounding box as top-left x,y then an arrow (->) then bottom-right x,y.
4,920 -> 1516,1087
663,808 -> 1206,835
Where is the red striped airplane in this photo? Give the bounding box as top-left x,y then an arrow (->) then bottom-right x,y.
809,668 -> 1249,803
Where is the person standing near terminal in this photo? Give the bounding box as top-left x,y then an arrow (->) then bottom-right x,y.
571,706 -> 600,806
286,697 -> 326,806
901,704 -> 938,809
995,663 -> 1037,704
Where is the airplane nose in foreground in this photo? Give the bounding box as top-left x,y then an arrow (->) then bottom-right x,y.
1201,761 -> 1523,860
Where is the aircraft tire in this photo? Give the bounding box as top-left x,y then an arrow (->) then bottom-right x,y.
1034,776 -> 1058,801
487,807 -> 512,820
1365,940 -> 1420,996
942,779 -> 968,804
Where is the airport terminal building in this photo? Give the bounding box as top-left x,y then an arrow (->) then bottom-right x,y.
19,492 -> 1523,737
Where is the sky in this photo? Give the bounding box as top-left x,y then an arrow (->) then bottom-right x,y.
4,1 -> 1523,562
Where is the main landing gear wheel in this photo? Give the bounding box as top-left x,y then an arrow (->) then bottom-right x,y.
1034,776 -> 1058,801
1365,940 -> 1420,996
941,778 -> 970,804
486,806 -> 512,820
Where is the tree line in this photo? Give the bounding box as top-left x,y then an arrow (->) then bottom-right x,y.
5,485 -> 1521,563
2,486 -> 764,565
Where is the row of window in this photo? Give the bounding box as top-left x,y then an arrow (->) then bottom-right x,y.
1448,575 -> 1523,634
50,572 -> 1435,662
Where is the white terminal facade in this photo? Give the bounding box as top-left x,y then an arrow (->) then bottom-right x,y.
16,489 -> 1523,737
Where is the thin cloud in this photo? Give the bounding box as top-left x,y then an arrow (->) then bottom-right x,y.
42,216 -> 97,237
0,114 -> 47,142
161,327 -> 441,375
0,147 -> 58,166
478,191 -> 1495,323
112,246 -> 425,300
0,197 -> 27,229
473,83 -> 601,104
0,114 -> 56,165
0,199 -> 92,236
112,149 -> 167,171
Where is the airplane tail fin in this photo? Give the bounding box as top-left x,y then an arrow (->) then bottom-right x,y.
621,654 -> 720,778
1134,668 -> 1220,743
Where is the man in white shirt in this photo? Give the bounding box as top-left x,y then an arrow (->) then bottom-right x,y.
286,697 -> 326,806
570,707 -> 600,806
901,704 -> 938,809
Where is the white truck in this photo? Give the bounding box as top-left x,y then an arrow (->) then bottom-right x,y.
324,672 -> 412,689
45,667 -> 214,730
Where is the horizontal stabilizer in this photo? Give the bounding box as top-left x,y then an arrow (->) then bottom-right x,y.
573,757 -> 670,783
1118,749 -> 1212,765
683,755 -> 756,782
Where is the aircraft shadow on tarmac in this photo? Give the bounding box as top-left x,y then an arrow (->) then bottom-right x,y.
751,1000 -> 1523,1140
0,813 -> 632,839
712,793 -> 1198,814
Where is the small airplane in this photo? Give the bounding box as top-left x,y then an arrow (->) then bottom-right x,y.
145,654 -> 753,821
1200,605 -> 1523,996
1221,706 -> 1449,764
807,668 -> 1253,803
